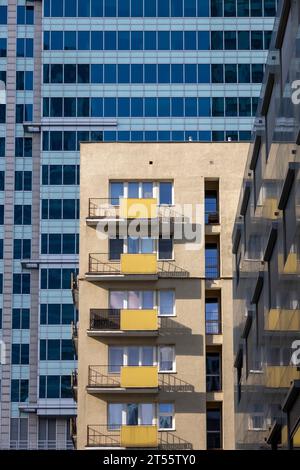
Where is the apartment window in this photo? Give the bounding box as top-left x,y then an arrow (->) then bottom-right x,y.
13,274 -> 30,294
15,138 -> 32,158
41,199 -> 79,220
248,404 -> 265,430
14,205 -> 31,225
158,291 -> 175,316
0,38 -> 7,57
12,309 -> 30,329
40,339 -> 74,361
251,0 -> 263,16
206,353 -> 221,391
205,243 -> 219,278
159,346 -> 175,372
40,304 -> 77,325
13,239 -> 31,260
205,190 -> 218,224
16,38 -> 34,57
0,6 -> 7,24
10,418 -> 28,450
0,308 -> 2,328
16,71 -> 33,91
205,298 -> 221,334
108,346 -> 156,372
40,269 -> 77,290
158,238 -> 173,259
42,165 -> 80,185
108,403 -> 155,429
15,172 -> 32,191
158,404 -> 174,430
11,344 -> 29,365
41,234 -> 79,255
38,418 -> 56,450
109,238 -> 124,260
11,380 -> 29,402
251,31 -> 263,50
109,290 -> 175,316
206,407 -> 222,449
39,375 -> 72,399
15,104 -> 33,123
17,6 -> 34,25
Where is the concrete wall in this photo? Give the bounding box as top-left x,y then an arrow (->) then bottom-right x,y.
77,142 -> 248,449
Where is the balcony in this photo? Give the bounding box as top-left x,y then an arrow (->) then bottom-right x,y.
88,309 -> 192,337
87,365 -> 159,393
87,425 -> 192,449
88,308 -> 158,336
86,198 -> 185,226
266,366 -> 300,389
86,253 -> 189,281
87,365 -> 194,394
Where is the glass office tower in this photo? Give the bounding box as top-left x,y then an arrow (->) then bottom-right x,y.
0,0 -> 275,450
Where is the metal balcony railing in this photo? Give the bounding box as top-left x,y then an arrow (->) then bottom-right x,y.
87,425 -> 193,449
88,254 -> 189,278
90,309 -> 121,330
89,309 -> 190,333
88,365 -> 194,392
87,198 -> 185,221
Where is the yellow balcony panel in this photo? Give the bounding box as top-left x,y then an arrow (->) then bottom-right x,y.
120,198 -> 157,219
284,253 -> 298,274
120,309 -> 158,331
266,309 -> 300,331
281,425 -> 288,446
121,425 -> 158,448
120,366 -> 158,388
266,366 -> 300,388
264,198 -> 278,220
293,426 -> 300,447
121,254 -> 157,275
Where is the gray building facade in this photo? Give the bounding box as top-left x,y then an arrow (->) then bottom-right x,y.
233,0 -> 300,450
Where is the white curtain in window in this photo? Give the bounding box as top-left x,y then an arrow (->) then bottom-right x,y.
140,404 -> 154,425
108,404 -> 123,428
109,291 -> 125,309
159,346 -> 174,371
159,291 -> 174,315
128,291 -> 140,309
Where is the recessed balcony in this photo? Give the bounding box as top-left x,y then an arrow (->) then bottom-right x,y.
87,425 -> 192,450
86,253 -> 189,281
